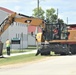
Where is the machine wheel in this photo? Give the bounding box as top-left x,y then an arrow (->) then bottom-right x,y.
69,44 -> 76,54
41,50 -> 50,56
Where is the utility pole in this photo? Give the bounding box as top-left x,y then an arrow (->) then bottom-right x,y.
37,0 -> 39,18
36,0 -> 39,49
57,8 -> 58,23
67,17 -> 68,24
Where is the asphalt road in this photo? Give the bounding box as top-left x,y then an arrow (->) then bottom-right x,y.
0,55 -> 76,75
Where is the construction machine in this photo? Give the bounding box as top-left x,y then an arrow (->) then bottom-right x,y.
1,12 -> 76,56
35,22 -> 76,55
35,23 -> 70,55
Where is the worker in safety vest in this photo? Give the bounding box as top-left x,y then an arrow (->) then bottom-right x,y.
5,39 -> 11,55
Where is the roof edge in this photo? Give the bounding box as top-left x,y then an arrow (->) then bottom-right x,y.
0,7 -> 14,14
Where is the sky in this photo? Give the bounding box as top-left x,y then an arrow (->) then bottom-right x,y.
0,0 -> 76,24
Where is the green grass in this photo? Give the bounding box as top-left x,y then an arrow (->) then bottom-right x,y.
0,46 -> 44,66
0,53 -> 45,66
0,46 -> 49,66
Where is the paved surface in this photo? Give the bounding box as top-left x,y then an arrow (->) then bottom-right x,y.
2,50 -> 37,57
0,55 -> 76,75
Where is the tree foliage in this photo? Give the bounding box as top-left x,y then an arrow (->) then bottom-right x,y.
32,7 -> 45,20
32,7 -> 64,24
58,18 -> 64,24
46,8 -> 57,23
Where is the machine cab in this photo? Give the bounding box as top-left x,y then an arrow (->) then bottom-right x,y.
44,23 -> 68,41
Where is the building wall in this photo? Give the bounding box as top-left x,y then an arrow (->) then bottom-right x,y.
28,34 -> 36,46
0,9 -> 28,49
28,26 -> 42,46
0,10 -> 9,24
0,9 -> 9,48
9,22 -> 28,49
1,22 -> 28,49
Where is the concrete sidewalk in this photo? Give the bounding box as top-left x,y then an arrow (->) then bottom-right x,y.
2,50 -> 37,57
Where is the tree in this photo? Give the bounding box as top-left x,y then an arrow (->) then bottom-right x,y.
32,7 -> 45,20
32,7 -> 64,24
58,18 -> 64,24
46,8 -> 57,23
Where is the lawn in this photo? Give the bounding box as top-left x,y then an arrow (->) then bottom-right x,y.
0,46 -> 54,66
0,53 -> 45,66
0,46 -> 45,66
